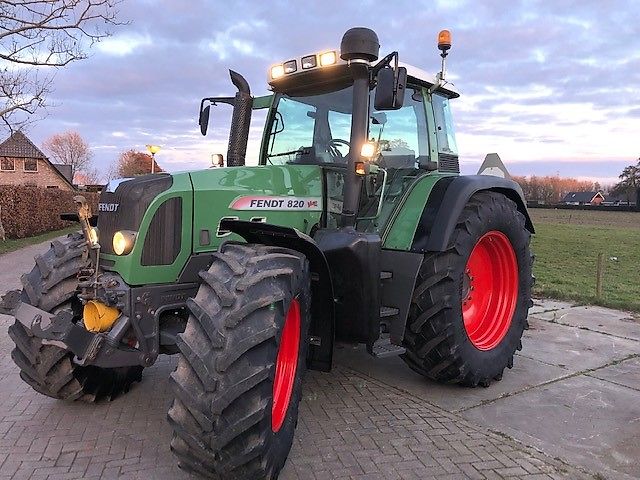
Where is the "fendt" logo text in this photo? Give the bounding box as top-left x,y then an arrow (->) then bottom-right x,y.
98,203 -> 119,212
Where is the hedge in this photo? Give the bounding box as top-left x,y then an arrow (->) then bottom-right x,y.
0,186 -> 99,239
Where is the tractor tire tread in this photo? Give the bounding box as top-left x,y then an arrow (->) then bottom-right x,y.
402,191 -> 534,387
169,242 -> 311,479
9,232 -> 143,402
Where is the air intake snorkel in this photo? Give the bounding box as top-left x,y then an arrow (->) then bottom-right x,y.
198,70 -> 253,167
226,70 -> 252,167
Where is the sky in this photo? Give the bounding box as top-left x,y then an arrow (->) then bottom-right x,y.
13,0 -> 640,185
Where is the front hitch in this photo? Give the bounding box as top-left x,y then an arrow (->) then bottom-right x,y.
1,290 -> 140,368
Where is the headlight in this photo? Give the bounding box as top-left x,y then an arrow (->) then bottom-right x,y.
319,50 -> 337,66
89,227 -> 99,246
270,64 -> 285,80
112,230 -> 137,256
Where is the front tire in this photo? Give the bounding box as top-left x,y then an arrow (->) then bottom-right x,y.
8,232 -> 143,401
168,243 -> 311,479
402,191 -> 533,387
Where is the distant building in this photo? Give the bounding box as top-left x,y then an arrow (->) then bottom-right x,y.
561,191 -> 605,206
0,131 -> 75,191
603,193 -> 637,206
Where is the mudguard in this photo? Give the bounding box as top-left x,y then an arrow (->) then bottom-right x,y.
412,175 -> 534,252
220,219 -> 335,372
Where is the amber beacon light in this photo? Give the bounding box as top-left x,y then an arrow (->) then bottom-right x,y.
438,30 -> 452,52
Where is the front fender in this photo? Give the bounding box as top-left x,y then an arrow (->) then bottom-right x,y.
412,175 -> 534,253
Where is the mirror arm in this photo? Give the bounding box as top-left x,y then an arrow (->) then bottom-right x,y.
201,96 -> 236,107
371,51 -> 398,78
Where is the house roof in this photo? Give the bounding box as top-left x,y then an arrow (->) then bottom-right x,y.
561,191 -> 604,203
53,164 -> 73,184
0,131 -> 75,190
0,131 -> 47,159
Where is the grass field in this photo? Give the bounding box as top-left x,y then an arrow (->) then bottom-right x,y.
0,226 -> 79,256
529,209 -> 640,312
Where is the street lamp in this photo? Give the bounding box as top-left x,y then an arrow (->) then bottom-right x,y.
146,144 -> 161,174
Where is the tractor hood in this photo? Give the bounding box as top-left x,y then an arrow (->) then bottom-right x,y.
99,165 -> 323,286
189,165 -> 323,254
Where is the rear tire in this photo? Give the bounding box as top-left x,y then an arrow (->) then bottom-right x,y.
402,191 -> 533,386
168,242 -> 311,479
8,232 -> 143,402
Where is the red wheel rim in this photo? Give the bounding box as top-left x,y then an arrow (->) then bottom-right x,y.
272,298 -> 301,432
462,231 -> 518,351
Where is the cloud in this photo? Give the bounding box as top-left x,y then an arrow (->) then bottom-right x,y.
97,33 -> 153,56
19,0 -> 640,183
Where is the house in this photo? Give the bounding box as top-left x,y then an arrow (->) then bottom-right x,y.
0,131 -> 75,191
561,191 -> 605,206
603,192 -> 637,207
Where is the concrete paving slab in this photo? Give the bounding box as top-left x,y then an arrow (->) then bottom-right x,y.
335,345 -> 570,413
520,316 -> 639,371
532,305 -> 640,342
529,298 -> 575,315
463,374 -> 640,480
590,356 -> 640,392
0,237 -> 54,292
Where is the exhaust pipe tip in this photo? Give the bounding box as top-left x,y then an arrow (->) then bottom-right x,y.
229,70 -> 250,95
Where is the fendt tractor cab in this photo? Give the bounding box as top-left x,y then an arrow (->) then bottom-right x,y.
2,28 -> 534,479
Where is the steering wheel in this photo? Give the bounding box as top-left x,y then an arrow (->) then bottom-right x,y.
327,138 -> 350,160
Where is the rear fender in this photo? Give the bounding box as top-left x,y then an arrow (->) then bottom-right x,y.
412,175 -> 534,252
220,219 -> 334,372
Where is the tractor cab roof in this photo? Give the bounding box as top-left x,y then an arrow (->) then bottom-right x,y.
268,57 -> 459,99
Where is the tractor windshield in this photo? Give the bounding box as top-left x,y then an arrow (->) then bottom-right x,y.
263,84 -> 430,168
265,85 -> 354,165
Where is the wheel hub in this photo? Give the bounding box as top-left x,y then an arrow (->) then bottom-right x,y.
462,231 -> 518,351
272,298 -> 301,432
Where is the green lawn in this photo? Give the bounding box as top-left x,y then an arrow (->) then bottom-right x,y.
532,222 -> 640,312
0,226 -> 79,255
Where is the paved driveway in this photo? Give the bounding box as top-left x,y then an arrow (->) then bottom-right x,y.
1,238 -> 638,479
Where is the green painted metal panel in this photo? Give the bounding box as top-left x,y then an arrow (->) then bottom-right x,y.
382,173 -> 453,250
189,165 -> 323,253
102,165 -> 323,286
101,173 -> 193,286
253,94 -> 273,109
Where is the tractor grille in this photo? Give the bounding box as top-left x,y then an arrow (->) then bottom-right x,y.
141,197 -> 182,266
98,175 -> 173,256
438,153 -> 460,173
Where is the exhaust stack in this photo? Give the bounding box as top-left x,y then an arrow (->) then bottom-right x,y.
226,70 -> 253,167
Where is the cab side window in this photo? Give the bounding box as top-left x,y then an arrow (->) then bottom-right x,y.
432,93 -> 459,156
369,87 -> 429,169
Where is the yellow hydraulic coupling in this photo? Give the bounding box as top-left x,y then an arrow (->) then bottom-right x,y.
83,301 -> 120,333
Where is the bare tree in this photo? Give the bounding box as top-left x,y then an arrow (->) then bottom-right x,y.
43,130 -> 93,179
74,166 -> 102,185
1,1 -> 123,131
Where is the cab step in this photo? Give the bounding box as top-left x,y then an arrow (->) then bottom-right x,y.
371,335 -> 406,358
380,306 -> 399,318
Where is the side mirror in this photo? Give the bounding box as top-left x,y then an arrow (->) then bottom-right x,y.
211,153 -> 224,167
199,104 -> 211,136
374,67 -> 407,110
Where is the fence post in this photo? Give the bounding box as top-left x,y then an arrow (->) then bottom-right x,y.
596,252 -> 604,299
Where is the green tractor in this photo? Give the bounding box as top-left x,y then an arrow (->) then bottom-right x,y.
2,28 -> 533,479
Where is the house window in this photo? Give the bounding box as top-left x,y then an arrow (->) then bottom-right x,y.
24,158 -> 37,172
1,157 -> 15,171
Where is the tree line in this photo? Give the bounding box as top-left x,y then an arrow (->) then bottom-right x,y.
41,130 -> 164,185
512,159 -> 639,204
511,175 -> 600,204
